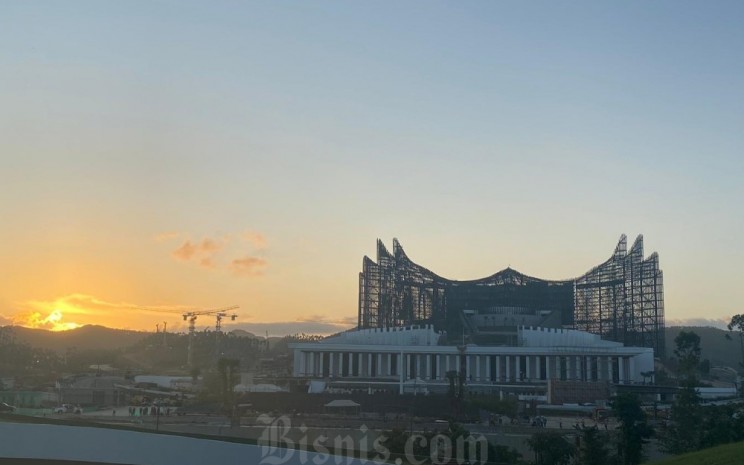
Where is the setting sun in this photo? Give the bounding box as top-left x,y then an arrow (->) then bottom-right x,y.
15,307 -> 81,332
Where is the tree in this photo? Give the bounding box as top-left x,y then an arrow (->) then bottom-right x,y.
671,327 -> 705,458
190,366 -> 201,384
661,382 -> 703,454
490,444 -> 523,465
726,314 -> 744,372
699,359 -> 711,377
575,426 -> 610,465
674,330 -> 701,382
612,393 -> 653,465
216,357 -> 240,413
527,431 -> 574,465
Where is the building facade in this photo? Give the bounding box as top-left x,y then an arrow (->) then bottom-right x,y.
290,325 -> 654,397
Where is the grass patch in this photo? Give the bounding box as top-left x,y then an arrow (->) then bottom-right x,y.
649,440 -> 744,465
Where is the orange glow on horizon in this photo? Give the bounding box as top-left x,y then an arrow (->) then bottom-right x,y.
16,308 -> 82,332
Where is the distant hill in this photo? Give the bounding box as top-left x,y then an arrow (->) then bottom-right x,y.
2,323 -> 741,370
1,325 -> 149,352
665,326 -> 743,369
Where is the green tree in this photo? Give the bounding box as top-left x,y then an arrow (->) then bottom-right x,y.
527,431 -> 574,465
726,314 -> 744,372
674,330 -> 701,382
490,444 -> 523,465
698,404 -> 744,449
575,426 -> 610,465
661,382 -> 703,454
612,393 -> 653,465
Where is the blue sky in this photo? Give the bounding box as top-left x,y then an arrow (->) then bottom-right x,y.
0,1 -> 742,333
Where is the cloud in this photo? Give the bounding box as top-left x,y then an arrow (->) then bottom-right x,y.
9,294 -> 194,332
164,231 -> 269,278
667,317 -> 732,330
230,256 -> 268,276
242,231 -> 267,249
172,238 -> 224,264
226,320 -> 354,337
295,314 -> 356,326
154,231 -> 181,242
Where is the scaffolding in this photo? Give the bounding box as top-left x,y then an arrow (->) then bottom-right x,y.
574,235 -> 665,356
358,235 -> 665,356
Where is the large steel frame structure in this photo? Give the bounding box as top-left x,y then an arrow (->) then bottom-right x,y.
358,235 -> 665,356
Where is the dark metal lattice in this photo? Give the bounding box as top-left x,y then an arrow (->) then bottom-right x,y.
358,235 -> 665,356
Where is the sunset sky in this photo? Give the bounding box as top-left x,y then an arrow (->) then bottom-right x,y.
1,2 -> 743,335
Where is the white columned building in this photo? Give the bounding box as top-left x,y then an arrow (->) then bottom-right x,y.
290,325 -> 654,397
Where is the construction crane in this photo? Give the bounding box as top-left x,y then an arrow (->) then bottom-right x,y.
182,306 -> 239,367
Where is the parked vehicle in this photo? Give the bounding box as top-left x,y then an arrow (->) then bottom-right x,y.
0,402 -> 15,413
54,404 -> 82,414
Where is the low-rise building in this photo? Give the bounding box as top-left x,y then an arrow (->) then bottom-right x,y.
290,325 -> 653,400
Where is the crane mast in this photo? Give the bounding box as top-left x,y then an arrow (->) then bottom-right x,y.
182,306 -> 239,367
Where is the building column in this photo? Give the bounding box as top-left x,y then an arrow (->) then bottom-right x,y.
496,356 -> 501,381
505,356 -> 511,381
446,355 -> 450,374
515,355 -> 521,381
367,353 -> 372,377
297,350 -> 305,376
399,352 -> 404,394
376,353 -> 382,378
426,354 -> 432,380
618,357 -> 625,384
436,355 -> 441,380
545,356 -> 551,380
319,352 -> 324,377
629,357 -> 635,383
607,356 -> 613,382
348,353 -> 353,377
329,352 -> 334,378
576,356 -> 582,381
536,356 -> 542,381
586,356 -> 592,382
486,355 -> 491,381
465,355 -> 471,381
475,355 -> 481,381
387,353 -> 392,376
525,356 -> 531,381
456,354 -> 461,375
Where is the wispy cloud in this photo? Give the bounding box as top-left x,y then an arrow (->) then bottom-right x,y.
0,314 -> 13,326
242,231 -> 267,249
172,238 -> 224,265
226,320 -> 354,337
230,256 -> 268,276
154,231 -> 181,242
667,317 -> 732,330
9,294 -> 194,331
295,314 -> 356,326
163,230 -> 269,278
